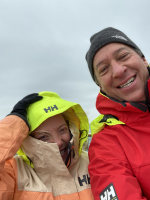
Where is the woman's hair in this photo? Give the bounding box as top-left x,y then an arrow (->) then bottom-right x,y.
62,112 -> 69,127
62,109 -> 80,132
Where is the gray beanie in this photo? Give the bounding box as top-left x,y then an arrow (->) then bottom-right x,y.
86,27 -> 144,84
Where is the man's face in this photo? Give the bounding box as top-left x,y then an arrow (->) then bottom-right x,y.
93,43 -> 149,102
30,114 -> 70,163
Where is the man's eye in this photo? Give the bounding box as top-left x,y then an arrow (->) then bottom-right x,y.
119,53 -> 129,60
99,66 -> 108,75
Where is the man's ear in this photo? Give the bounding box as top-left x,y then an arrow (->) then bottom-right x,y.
99,84 -> 106,94
142,57 -> 148,66
99,84 -> 103,91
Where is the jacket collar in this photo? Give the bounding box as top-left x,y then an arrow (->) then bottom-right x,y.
96,68 -> 150,123
21,126 -> 80,175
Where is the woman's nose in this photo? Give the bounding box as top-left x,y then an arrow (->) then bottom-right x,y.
49,136 -> 63,148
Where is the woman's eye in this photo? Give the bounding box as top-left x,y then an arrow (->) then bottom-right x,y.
39,135 -> 49,141
60,127 -> 68,134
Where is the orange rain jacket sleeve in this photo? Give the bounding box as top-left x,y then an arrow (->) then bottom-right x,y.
0,115 -> 28,199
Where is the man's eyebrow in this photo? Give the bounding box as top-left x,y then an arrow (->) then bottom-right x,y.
95,47 -> 128,69
95,59 -> 105,69
113,47 -> 127,56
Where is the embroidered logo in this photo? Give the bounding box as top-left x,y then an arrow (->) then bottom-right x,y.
111,35 -> 127,41
44,105 -> 58,113
100,183 -> 119,200
78,174 -> 90,186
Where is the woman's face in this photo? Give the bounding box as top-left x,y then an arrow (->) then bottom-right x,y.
30,114 -> 70,163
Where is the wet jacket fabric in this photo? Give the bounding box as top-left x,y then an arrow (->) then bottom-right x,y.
0,92 -> 94,200
88,77 -> 150,200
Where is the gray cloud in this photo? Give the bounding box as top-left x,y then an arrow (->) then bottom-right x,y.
0,0 -> 150,123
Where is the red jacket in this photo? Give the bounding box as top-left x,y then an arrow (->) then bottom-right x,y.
88,77 -> 150,200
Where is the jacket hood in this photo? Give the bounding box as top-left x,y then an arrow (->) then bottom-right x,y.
17,91 -> 89,168
91,77 -> 150,136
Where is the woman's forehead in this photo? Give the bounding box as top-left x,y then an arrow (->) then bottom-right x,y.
31,114 -> 66,133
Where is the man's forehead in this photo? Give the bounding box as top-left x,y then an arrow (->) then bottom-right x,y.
93,43 -> 132,68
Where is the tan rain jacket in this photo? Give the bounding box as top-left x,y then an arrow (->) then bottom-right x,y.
0,92 -> 94,200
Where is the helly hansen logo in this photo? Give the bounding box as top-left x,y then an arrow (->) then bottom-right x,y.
111,35 -> 127,41
100,183 -> 118,200
78,174 -> 90,186
44,105 -> 58,113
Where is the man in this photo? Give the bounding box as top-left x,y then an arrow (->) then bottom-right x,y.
0,91 -> 94,200
86,27 -> 150,200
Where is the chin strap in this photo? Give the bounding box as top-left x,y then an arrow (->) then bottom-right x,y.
66,145 -> 75,168
65,130 -> 75,168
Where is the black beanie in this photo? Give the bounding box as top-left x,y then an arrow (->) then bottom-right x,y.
86,27 -> 144,84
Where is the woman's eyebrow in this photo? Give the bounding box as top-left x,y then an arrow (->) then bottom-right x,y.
58,124 -> 68,130
30,124 -> 68,136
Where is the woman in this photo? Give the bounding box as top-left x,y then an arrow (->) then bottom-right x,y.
0,91 -> 94,200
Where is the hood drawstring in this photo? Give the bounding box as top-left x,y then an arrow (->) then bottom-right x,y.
65,143 -> 75,168
65,129 -> 75,168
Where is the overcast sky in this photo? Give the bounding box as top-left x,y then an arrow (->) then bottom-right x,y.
0,0 -> 150,123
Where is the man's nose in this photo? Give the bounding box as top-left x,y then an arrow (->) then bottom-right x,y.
111,61 -> 127,78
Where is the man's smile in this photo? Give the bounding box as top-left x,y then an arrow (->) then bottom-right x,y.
118,76 -> 135,88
